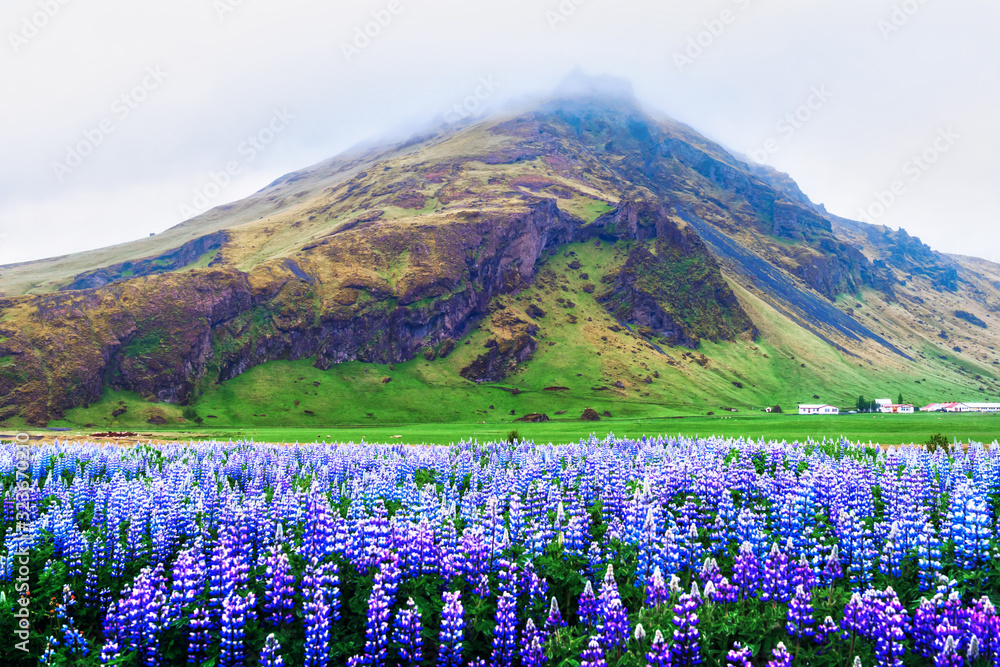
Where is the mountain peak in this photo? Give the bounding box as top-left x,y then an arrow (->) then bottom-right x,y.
552,68 -> 636,102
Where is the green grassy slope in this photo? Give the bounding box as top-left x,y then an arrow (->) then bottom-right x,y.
49,241 -> 996,433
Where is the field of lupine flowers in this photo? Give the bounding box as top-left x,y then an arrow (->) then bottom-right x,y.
2,434 -> 1000,666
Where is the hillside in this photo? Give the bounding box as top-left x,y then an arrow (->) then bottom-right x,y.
3,77 -> 999,428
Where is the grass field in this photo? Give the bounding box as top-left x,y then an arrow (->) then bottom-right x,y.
12,412 -> 1000,446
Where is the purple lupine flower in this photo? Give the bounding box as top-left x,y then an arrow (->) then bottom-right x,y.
733,541 -> 761,598
520,619 -> 546,667
646,629 -> 670,667
580,636 -> 607,667
786,585 -> 815,639
669,592 -> 701,666
646,566 -> 669,608
263,546 -> 296,626
766,642 -> 792,667
304,588 -> 331,667
699,558 -> 723,588
491,591 -> 518,667
596,565 -> 630,650
842,592 -> 872,639
873,592 -> 907,667
912,597 -> 940,658
933,623 -> 962,667
761,542 -> 791,603
545,597 -> 566,633
361,576 -> 392,667
438,591 -> 465,667
219,591 -> 255,667
791,553 -> 816,592
578,581 -> 599,626
393,598 -> 423,667
726,642 -> 752,667
815,616 -> 838,648
260,633 -> 284,667
823,545 -> 843,584
714,577 -> 738,604
968,596 -> 998,662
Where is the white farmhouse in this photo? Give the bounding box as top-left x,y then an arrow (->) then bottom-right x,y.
879,404 -> 915,414
799,404 -> 839,415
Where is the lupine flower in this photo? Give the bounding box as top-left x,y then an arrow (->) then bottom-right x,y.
873,592 -> 907,667
646,566 -> 669,607
438,591 -> 465,667
491,591 -> 518,666
187,607 -> 211,664
933,622 -> 962,667
761,542 -> 791,603
304,588 -> 331,667
219,592 -> 256,667
259,633 -> 284,667
934,635 -> 962,667
823,545 -> 843,584
545,597 -> 566,633
646,629 -> 670,667
580,636 -> 607,667
767,642 -> 792,667
733,542 -> 761,598
361,575 -> 392,667
669,592 -> 701,666
912,597 -> 940,658
393,598 -> 423,667
726,642 -> 752,667
263,546 -> 296,626
786,585 -> 814,639
578,581 -> 599,626
520,619 -> 545,667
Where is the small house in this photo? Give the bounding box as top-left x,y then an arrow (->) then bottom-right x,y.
799,404 -> 839,415
879,404 -> 914,414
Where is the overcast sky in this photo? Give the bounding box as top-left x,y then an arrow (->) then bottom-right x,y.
1,0 -> 997,266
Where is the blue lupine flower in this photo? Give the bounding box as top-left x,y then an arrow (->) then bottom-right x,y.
438,591 -> 464,667
545,596 -> 566,634
219,591 -> 255,667
669,592 -> 701,666
259,633 -> 284,667
786,585 -> 815,639
520,618 -> 545,667
579,636 -> 607,667
578,580 -> 599,626
766,642 -> 792,667
726,642 -> 752,667
646,629 -> 670,667
733,542 -> 761,598
304,588 -> 331,667
393,597 -> 423,667
491,591 -> 518,666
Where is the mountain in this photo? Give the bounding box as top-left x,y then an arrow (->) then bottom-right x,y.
3,75 -> 1000,428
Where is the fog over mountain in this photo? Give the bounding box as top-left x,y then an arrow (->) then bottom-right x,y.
1,0 -> 998,265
